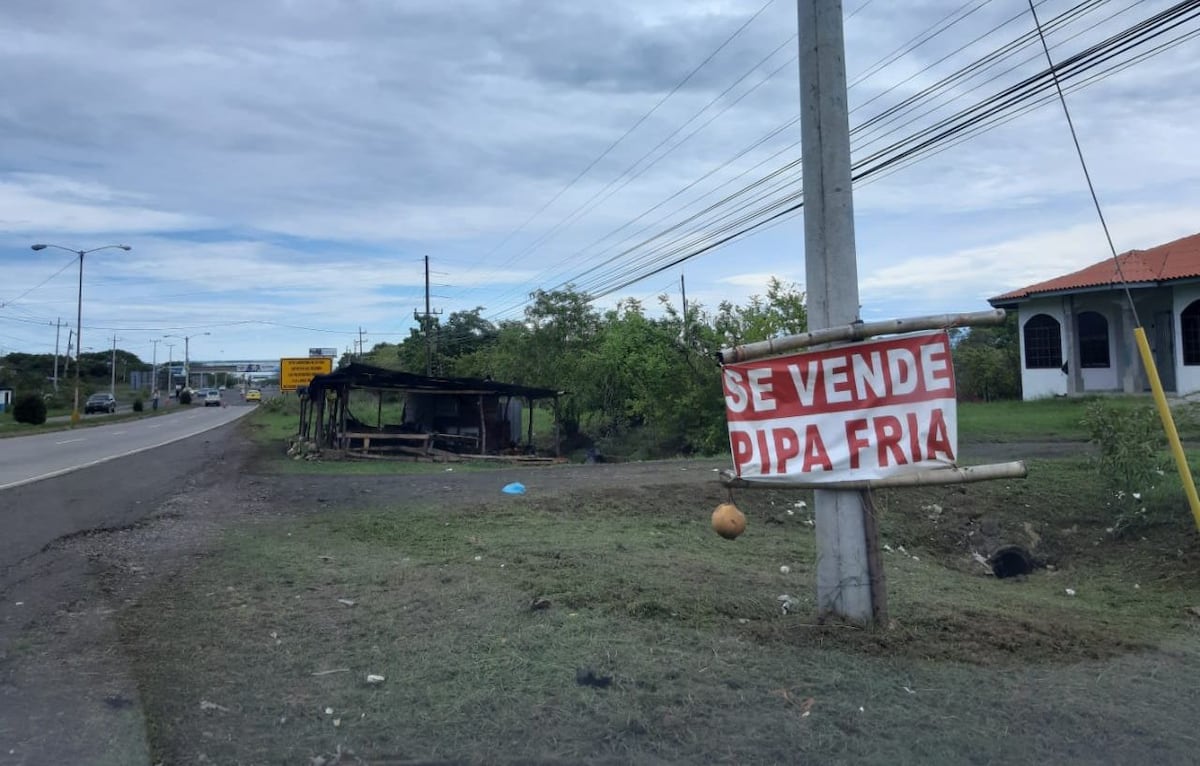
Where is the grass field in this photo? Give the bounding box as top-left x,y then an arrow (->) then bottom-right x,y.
117,440 -> 1200,763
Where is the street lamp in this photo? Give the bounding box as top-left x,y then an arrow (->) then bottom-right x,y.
165,332 -> 210,390
31,243 -> 132,426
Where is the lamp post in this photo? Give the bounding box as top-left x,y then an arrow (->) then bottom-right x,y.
31,243 -> 132,426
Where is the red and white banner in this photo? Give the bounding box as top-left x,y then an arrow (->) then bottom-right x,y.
723,331 -> 957,484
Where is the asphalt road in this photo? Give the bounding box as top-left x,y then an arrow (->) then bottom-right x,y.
0,399 -> 255,492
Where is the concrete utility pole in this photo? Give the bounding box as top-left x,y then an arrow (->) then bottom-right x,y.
413,255 -> 442,376
53,317 -> 66,392
166,343 -> 175,393
797,0 -> 878,624
110,333 -> 119,396
679,273 -> 689,344
357,326 -> 367,359
150,338 -> 161,393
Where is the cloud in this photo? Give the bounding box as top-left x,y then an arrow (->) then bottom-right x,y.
2,0 -> 1199,360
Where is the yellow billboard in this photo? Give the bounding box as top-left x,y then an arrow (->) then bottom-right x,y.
279,356 -> 333,391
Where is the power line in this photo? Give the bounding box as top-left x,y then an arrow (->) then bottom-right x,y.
485,0 -> 1081,317
461,0 -> 779,277
0,255 -> 76,309
560,1 -> 1200,301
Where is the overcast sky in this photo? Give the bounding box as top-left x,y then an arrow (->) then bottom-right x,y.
1,0 -> 1198,363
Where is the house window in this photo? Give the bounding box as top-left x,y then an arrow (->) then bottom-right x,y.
1023,313 -> 1062,369
1182,300 -> 1200,365
1077,311 -> 1110,368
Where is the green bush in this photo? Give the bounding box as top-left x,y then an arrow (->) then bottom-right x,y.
179,390 -> 192,405
1082,400 -> 1173,534
12,392 -> 48,425
133,398 -> 144,412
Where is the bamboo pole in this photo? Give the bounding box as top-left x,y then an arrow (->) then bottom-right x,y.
719,461 -> 1027,490
718,309 -> 1007,364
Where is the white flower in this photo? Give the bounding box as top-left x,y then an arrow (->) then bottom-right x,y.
1065,588 -> 1077,597
780,565 -> 791,574
1132,492 -> 1142,500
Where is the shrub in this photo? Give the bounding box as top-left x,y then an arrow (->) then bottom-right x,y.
179,389 -> 192,405
1082,400 -> 1172,534
12,392 -> 48,425
133,398 -> 144,412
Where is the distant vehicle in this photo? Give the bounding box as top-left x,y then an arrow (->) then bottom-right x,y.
84,392 -> 117,414
245,389 -> 262,402
218,385 -> 226,392
204,390 -> 222,407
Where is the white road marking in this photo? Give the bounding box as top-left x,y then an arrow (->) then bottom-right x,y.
0,409 -> 254,492
55,438 -> 85,445
148,424 -> 162,429
112,431 -> 126,435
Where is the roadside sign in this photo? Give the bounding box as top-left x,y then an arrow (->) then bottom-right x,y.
309,347 -> 337,358
722,331 -> 957,484
280,357 -> 333,391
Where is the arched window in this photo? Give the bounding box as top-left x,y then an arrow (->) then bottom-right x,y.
1077,311 -> 1110,368
1182,300 -> 1200,365
1023,313 -> 1062,369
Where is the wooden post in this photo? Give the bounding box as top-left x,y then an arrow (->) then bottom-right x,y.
315,395 -> 325,447
553,396 -> 561,457
478,395 -> 487,455
526,397 -> 534,448
339,387 -> 348,450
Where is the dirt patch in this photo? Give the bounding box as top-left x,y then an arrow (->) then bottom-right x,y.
741,609 -> 1149,665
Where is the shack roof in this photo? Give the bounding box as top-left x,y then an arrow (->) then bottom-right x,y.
305,363 -> 560,400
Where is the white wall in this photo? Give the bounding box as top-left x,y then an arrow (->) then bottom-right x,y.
1019,298 -> 1068,400
1174,284 -> 1200,395
1071,294 -> 1122,393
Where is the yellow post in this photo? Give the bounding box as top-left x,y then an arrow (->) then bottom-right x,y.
1134,327 -> 1200,531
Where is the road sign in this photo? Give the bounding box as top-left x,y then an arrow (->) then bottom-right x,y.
279,357 -> 333,391
309,347 -> 337,358
722,331 -> 956,484
236,363 -> 262,372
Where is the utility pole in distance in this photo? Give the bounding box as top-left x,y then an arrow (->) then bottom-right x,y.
797,0 -> 880,625
110,333 -> 119,396
53,317 -> 67,392
413,255 -> 442,376
357,327 -> 367,359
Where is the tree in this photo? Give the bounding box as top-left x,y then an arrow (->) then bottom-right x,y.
713,278 -> 808,345
12,393 -> 47,425
952,315 -> 1020,401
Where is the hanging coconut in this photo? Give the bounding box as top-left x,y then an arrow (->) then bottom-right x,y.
712,502 -> 746,540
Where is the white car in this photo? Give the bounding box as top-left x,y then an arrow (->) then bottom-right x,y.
204,390 -> 223,407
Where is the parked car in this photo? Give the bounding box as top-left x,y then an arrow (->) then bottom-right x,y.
204,390 -> 222,407
245,389 -> 262,402
84,392 -> 117,414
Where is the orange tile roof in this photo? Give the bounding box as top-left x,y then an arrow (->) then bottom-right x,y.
989,231 -> 1200,304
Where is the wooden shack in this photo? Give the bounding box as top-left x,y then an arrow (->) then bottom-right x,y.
298,363 -> 562,460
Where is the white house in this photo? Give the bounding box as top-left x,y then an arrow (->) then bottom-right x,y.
988,232 -> 1200,400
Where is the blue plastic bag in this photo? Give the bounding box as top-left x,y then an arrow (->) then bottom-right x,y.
501,482 -> 526,495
